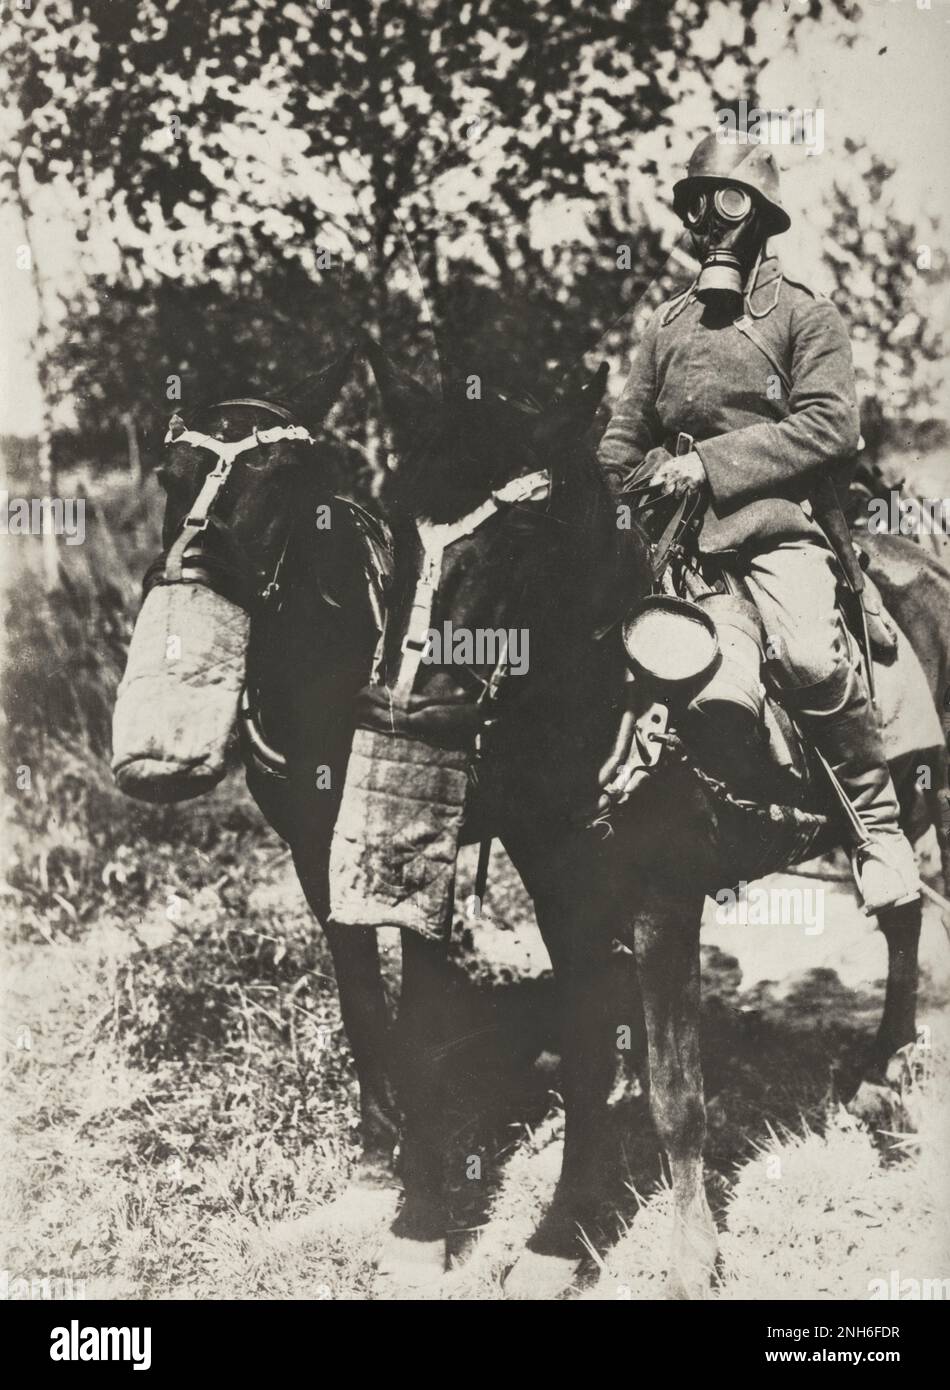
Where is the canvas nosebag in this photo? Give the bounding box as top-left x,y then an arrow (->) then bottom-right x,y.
111,580 -> 249,802
329,727 -> 470,940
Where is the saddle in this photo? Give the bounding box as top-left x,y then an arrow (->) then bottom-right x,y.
606,464 -> 916,886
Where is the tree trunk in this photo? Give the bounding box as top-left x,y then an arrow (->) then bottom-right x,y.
121,410 -> 143,482
13,155 -> 59,590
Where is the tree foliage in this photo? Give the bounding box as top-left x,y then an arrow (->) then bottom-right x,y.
1,0 -> 942,478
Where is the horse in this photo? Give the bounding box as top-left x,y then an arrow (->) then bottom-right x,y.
116,355 -> 418,1207
336,338 -> 950,1299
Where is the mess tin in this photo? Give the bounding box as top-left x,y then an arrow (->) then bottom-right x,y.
622,595 -> 721,699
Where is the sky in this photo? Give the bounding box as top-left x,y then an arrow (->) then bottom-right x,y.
1,0 -> 948,436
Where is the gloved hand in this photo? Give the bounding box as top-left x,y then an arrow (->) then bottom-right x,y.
602,446 -> 673,498
651,449 -> 707,498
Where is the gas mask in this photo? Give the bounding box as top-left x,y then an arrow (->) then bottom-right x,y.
684,184 -> 764,311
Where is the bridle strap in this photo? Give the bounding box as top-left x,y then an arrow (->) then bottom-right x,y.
162,414 -> 316,585
388,469 -> 551,702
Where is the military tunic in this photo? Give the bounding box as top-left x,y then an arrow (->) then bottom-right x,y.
597,256 -> 861,557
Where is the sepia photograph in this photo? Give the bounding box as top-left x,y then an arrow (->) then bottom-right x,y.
2,0 -> 949,1337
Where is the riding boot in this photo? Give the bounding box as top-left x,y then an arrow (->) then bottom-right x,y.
787,661 -> 921,916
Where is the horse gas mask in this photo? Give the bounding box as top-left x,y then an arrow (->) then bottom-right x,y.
684,183 -> 764,311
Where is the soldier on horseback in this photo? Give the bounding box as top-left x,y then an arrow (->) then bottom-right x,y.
598,132 -> 921,915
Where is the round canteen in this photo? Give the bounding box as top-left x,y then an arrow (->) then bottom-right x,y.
689,593 -> 766,724
622,596 -> 720,693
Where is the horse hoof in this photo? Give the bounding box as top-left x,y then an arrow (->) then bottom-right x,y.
503,1249 -> 582,1301
373,1234 -> 446,1297
849,1041 -> 928,1127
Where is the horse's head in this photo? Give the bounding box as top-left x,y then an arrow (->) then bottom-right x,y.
154,352 -> 355,605
326,340 -> 651,936
112,351 -> 356,803
361,338 -> 649,746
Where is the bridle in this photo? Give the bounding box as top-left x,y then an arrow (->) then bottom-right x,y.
144,398 -> 328,784
146,399 -> 318,611
373,467 -> 554,710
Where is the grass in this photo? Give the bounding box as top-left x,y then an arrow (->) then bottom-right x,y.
1,464 -> 948,1300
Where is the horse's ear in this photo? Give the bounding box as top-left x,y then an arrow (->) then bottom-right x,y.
283,343 -> 358,425
535,361 -> 609,450
363,334 -> 439,460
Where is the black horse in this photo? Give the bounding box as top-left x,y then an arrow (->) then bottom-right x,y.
335,339 -> 950,1298
133,357 -> 412,1186
130,343 -> 949,1299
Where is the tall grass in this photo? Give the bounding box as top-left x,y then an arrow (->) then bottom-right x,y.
1,467 -> 947,1300
1,468 -> 367,1297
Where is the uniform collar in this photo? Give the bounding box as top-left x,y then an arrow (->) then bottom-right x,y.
662,248 -> 790,326
660,253 -> 783,328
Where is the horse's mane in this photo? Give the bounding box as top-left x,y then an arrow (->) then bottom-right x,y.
384,375 -> 543,523
385,366 -> 652,642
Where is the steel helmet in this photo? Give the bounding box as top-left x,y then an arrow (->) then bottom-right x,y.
672,133 -> 790,235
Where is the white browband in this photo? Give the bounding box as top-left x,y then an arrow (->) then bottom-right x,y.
164,422 -> 317,458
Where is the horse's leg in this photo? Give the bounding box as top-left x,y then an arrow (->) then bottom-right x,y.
373,927 -> 454,1293
869,752 -> 925,1072
323,922 -> 400,1166
850,745 -> 931,1121
503,830 -> 619,1299
850,900 -> 923,1125
633,887 -> 718,1300
292,847 -> 399,1174
874,901 -> 921,1069
536,910 -> 617,1229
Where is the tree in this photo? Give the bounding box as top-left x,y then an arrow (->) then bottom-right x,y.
6,0 -> 930,502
